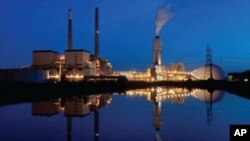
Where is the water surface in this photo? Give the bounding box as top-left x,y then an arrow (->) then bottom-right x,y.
0,88 -> 250,141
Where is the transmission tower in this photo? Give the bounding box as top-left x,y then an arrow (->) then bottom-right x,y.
204,45 -> 213,80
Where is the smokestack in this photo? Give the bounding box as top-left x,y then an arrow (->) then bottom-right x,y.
68,9 -> 73,50
153,36 -> 162,65
94,7 -> 99,59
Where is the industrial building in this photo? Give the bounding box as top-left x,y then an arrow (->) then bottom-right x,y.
113,34 -> 192,81
31,7 -> 112,82
0,7 -> 112,82
32,50 -> 59,68
114,37 -> 225,82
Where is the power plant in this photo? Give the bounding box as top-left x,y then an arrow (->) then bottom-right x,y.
114,36 -> 225,81
113,2 -> 224,82
113,3 -> 224,82
0,6 -> 225,83
31,8 -> 112,81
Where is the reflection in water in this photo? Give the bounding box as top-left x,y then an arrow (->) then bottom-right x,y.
126,87 -> 225,140
126,87 -> 195,141
151,88 -> 163,141
67,116 -> 72,141
31,87 -> 224,141
32,100 -> 61,116
32,94 -> 112,141
126,87 -> 198,103
195,90 -> 224,104
194,90 -> 224,125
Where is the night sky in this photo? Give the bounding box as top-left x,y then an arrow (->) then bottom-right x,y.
1,0 -> 250,72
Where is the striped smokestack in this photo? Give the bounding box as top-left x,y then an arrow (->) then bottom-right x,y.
94,7 -> 99,59
68,9 -> 73,50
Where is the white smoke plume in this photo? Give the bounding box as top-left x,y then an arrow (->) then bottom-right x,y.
155,3 -> 175,36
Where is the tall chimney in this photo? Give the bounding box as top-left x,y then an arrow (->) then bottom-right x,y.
153,36 -> 162,66
68,9 -> 73,50
94,7 -> 100,59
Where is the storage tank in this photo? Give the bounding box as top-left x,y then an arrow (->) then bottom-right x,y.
192,64 -> 225,80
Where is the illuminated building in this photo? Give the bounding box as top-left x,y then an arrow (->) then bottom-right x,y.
64,49 -> 96,79
30,8 -> 112,82
114,43 -> 225,82
32,50 -> 59,79
32,50 -> 59,67
114,68 -> 201,82
90,55 -> 113,76
113,69 -> 152,81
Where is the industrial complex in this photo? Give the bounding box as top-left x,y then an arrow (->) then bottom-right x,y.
0,7 -> 225,82
113,37 -> 225,81
32,8 -> 112,81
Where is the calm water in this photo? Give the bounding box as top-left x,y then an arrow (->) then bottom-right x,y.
0,88 -> 250,141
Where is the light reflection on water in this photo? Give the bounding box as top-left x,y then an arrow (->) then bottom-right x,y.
0,87 -> 250,141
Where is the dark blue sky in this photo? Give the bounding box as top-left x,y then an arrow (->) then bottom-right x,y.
1,0 -> 250,72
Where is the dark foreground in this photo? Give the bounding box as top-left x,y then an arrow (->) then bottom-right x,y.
0,80 -> 250,106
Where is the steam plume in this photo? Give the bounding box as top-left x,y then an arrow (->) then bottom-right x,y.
155,3 -> 175,35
